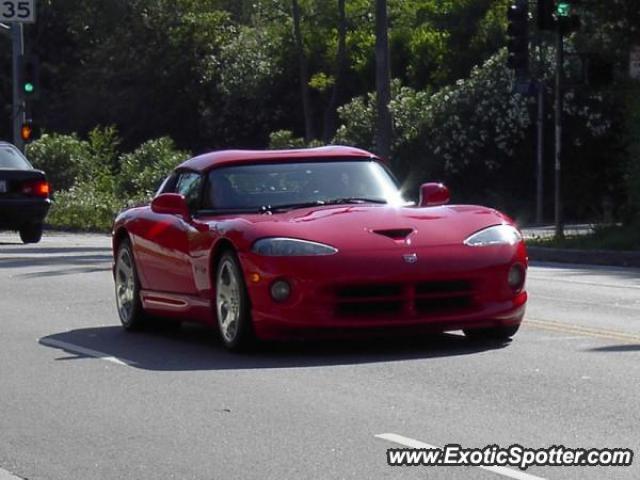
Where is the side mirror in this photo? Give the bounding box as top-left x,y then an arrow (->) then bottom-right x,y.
419,183 -> 450,207
151,193 -> 190,221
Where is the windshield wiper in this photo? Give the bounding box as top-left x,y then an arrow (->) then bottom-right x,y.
323,197 -> 387,205
258,198 -> 387,214
258,201 -> 326,213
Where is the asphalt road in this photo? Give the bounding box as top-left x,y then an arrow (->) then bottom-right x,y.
1,232 -> 638,480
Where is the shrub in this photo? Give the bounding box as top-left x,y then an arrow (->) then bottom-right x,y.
117,137 -> 190,199
268,130 -> 324,149
26,133 -> 91,192
47,179 -> 122,232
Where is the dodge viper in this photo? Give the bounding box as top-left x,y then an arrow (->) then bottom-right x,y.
112,146 -> 527,350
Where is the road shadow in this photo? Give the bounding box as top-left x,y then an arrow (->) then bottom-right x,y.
0,253 -> 112,270
587,344 -> 640,353
15,265 -> 112,279
38,323 -> 510,371
0,246 -> 110,255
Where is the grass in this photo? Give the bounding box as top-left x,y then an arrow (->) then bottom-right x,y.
526,223 -> 640,251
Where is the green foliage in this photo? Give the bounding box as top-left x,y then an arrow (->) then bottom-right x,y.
334,47 -> 617,216
26,133 -> 90,192
269,130 -> 323,149
117,137 -> 190,198
1,0 -> 636,225
47,180 -> 123,232
29,128 -> 190,232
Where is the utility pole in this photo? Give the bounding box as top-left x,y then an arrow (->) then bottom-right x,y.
536,82 -> 545,224
11,22 -> 25,152
554,26 -> 564,239
375,0 -> 392,160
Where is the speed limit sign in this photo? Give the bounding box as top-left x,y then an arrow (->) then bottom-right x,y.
0,0 -> 36,23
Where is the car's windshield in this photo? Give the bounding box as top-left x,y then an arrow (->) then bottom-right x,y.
204,160 -> 405,211
0,145 -> 32,170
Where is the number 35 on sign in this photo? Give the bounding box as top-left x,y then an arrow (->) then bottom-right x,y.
0,0 -> 35,23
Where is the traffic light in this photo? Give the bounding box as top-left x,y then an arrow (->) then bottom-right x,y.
20,121 -> 34,143
556,1 -> 581,34
507,1 -> 529,77
537,0 -> 556,31
20,55 -> 40,99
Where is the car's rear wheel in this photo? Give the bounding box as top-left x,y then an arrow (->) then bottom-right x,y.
19,223 -> 43,244
115,239 -> 146,331
463,324 -> 520,341
215,251 -> 254,351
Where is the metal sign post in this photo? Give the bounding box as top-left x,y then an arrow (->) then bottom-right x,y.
4,0 -> 36,152
11,22 -> 24,151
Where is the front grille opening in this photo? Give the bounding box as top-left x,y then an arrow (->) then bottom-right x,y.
336,284 -> 403,299
415,296 -> 473,314
415,280 -> 472,295
336,301 -> 403,317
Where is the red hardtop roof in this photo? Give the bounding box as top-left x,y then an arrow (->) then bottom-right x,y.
178,146 -> 379,172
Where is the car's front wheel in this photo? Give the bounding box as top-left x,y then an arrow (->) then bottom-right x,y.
115,239 -> 146,331
19,223 -> 43,244
463,324 -> 520,341
215,251 -> 254,351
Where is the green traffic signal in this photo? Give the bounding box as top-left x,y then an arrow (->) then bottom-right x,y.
557,2 -> 571,17
24,82 -> 35,94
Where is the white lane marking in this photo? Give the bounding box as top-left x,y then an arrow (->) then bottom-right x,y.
376,433 -> 548,480
0,467 -> 23,480
39,338 -> 135,367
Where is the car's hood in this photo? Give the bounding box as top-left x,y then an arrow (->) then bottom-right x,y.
205,204 -> 514,251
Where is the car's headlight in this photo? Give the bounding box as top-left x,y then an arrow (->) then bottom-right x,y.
252,238 -> 338,256
464,225 -> 522,247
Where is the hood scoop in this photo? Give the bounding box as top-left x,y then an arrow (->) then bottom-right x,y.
372,228 -> 415,241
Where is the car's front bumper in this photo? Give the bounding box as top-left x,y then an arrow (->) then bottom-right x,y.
239,242 -> 528,340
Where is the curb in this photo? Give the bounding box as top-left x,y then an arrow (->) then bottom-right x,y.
527,246 -> 640,268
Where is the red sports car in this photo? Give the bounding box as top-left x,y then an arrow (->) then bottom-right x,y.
112,146 -> 527,350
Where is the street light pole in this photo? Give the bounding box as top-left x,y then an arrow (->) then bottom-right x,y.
11,22 -> 25,152
537,83 -> 545,225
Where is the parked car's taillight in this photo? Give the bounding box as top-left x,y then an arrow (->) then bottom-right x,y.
21,180 -> 50,198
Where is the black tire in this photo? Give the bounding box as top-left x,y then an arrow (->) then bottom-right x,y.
215,250 -> 255,351
19,223 -> 43,244
463,324 -> 520,341
114,239 -> 147,331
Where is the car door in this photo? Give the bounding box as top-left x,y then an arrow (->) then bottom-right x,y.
135,170 -> 204,295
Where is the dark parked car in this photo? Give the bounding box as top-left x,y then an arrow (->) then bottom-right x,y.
0,142 -> 51,243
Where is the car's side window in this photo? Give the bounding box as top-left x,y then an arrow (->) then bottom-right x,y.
175,172 -> 203,211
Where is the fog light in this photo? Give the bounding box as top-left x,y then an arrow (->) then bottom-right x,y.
508,263 -> 526,292
270,280 -> 291,302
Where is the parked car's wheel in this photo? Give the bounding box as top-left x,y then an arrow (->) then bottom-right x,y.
115,239 -> 146,331
19,223 -> 43,244
215,250 -> 254,351
463,324 -> 520,341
